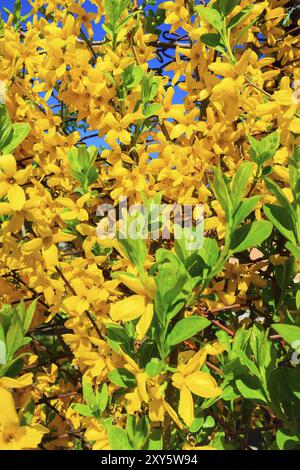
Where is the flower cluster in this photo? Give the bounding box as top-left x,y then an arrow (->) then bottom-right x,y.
0,0 -> 299,451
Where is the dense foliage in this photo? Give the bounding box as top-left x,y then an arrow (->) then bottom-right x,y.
0,0 -> 300,450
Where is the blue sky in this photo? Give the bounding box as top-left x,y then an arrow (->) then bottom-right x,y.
1,0 -> 188,148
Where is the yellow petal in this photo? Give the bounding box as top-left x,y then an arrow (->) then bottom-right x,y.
14,424 -> 46,449
110,295 -> 146,322
185,371 -> 222,398
0,388 -> 19,425
136,303 -> 153,339
0,154 -> 16,177
209,63 -> 235,77
162,400 -> 184,430
113,272 -> 147,296
170,124 -> 186,140
8,185 -> 25,211
64,296 -> 89,314
184,348 -> 208,375
22,237 -> 43,254
149,399 -> 165,422
42,244 -> 58,267
0,373 -> 33,389
205,342 -> 225,356
179,384 -> 194,427
289,118 -> 300,134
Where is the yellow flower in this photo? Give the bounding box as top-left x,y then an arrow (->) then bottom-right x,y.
0,154 -> 30,211
0,388 -> 47,450
57,193 -> 90,221
172,345 -> 223,426
110,272 -> 156,339
63,277 -> 109,315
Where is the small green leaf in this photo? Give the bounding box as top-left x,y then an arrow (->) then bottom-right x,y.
285,241 -> 300,260
212,167 -> 232,222
248,131 -> 280,166
167,316 -> 211,347
0,340 -> 6,365
144,103 -> 162,118
263,204 -> 296,244
72,404 -> 94,417
2,123 -> 31,153
217,0 -> 241,17
82,378 -> 96,408
200,33 -> 223,49
236,375 -> 268,403
271,324 -> 300,348
276,429 -> 299,450
108,368 -> 136,388
228,5 -> 254,29
196,5 -> 223,32
145,358 -> 164,378
230,220 -> 273,253
108,426 -> 133,450
231,161 -> 253,211
232,196 -> 260,228
96,383 -> 108,415
147,429 -> 163,450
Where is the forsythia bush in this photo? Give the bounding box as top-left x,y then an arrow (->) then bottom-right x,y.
0,0 -> 300,451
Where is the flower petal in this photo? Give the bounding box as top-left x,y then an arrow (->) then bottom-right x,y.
185,371 -> 222,398
0,154 -> 16,177
8,185 -> 25,211
110,295 -> 146,322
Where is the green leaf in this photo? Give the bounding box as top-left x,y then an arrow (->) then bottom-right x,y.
145,358 -> 164,378
0,106 -> 14,151
106,323 -> 133,355
212,167 -> 232,222
248,131 -> 280,166
285,241 -> 300,260
96,383 -> 108,415
0,340 -> 6,365
271,324 -> 300,348
167,316 -> 211,347
198,238 -> 219,268
108,368 -> 136,388
263,204 -> 296,244
196,5 -> 223,33
200,33 -> 223,49
108,426 -> 133,450
144,103 -> 162,118
122,64 -> 144,90
230,220 -> 273,253
72,404 -> 94,417
154,250 -> 191,324
6,311 -> 24,359
2,123 -> 31,154
147,429 -> 163,450
22,299 -> 38,333
289,146 -> 300,203
82,378 -> 96,408
265,178 -> 296,220
228,5 -> 254,29
276,429 -> 299,450
118,234 -> 147,278
218,0 -> 241,16
236,375 -> 268,403
127,415 -> 150,450
232,196 -> 260,228
20,400 -> 35,426
231,161 -> 253,211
